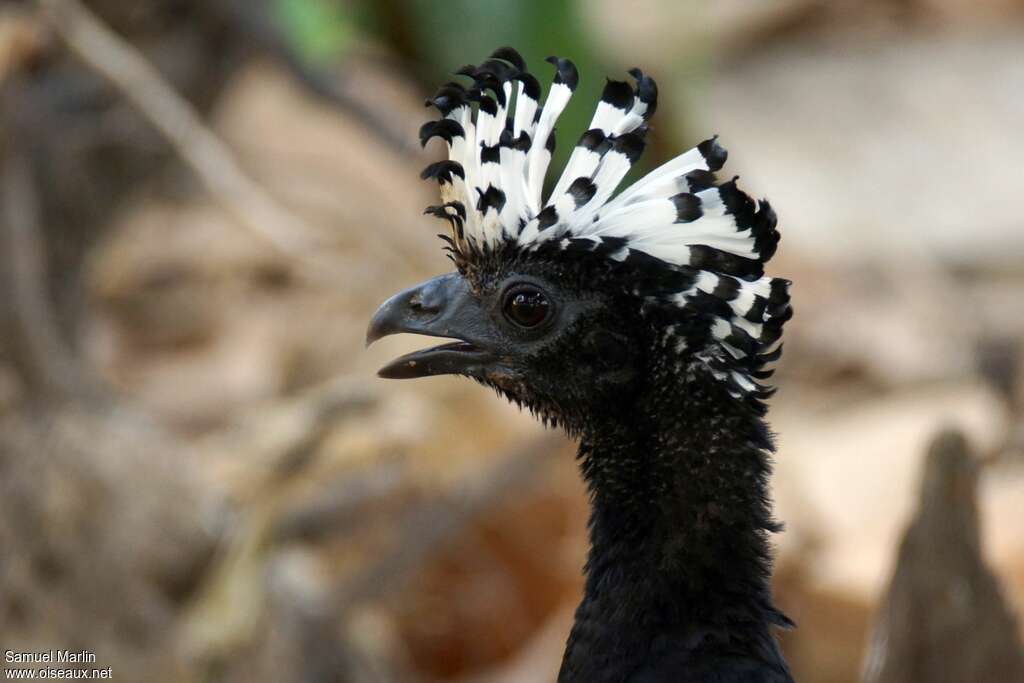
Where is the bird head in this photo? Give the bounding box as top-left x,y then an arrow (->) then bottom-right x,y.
367,47 -> 791,432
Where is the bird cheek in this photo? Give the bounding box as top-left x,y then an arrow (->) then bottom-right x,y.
583,330 -> 629,368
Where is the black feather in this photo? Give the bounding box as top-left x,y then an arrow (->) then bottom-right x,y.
546,56 -> 579,90
697,135 -> 728,172
418,118 -> 465,147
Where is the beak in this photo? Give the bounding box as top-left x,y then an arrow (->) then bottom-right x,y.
366,273 -> 498,379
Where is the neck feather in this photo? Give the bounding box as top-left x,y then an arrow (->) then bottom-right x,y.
558,367 -> 792,682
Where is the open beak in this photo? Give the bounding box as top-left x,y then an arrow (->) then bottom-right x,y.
366,273 -> 498,379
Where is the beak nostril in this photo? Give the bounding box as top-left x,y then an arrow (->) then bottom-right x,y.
367,272 -> 465,349
409,292 -> 442,316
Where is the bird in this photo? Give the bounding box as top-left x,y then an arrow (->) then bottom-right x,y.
366,46 -> 794,682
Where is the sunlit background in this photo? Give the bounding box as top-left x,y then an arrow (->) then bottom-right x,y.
2,1 -> 1023,681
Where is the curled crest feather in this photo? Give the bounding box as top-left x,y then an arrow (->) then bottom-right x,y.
417,46 -> 791,405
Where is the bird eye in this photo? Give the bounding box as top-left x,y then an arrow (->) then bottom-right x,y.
503,287 -> 551,328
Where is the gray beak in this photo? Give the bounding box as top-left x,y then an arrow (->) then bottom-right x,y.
366,272 -> 498,379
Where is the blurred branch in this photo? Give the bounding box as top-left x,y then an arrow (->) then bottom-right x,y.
196,374 -> 378,497
36,0 -> 350,278
187,412 -> 549,656
272,457 -> 406,544
217,0 -> 419,159
0,150 -> 86,399
180,374 -> 386,669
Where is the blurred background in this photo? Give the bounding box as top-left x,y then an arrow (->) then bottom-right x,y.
2,1 -> 1023,681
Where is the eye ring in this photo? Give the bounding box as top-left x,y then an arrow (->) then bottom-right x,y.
502,285 -> 552,329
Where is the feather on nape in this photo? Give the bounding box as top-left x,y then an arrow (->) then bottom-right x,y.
420,47 -> 791,409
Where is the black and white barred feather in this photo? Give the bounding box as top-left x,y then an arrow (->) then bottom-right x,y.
420,47 -> 791,407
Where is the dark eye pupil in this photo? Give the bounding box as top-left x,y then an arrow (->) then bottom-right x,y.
506,289 -> 549,327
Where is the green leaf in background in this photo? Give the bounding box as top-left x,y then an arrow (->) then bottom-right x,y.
360,0 -> 614,180
315,0 -> 689,180
271,0 -> 355,66
400,0 -> 680,184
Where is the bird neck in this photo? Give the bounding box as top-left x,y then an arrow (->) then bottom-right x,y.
559,368 -> 791,681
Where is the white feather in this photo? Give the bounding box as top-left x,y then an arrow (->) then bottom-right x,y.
526,82 -> 572,212
603,147 -> 707,212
